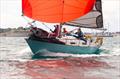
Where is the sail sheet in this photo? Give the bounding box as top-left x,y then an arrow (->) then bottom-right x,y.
64,0 -> 103,28
22,0 -> 96,23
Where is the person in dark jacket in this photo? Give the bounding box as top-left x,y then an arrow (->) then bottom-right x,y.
73,28 -> 87,44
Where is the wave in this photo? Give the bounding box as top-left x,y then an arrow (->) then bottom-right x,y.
31,48 -> 120,59
2,45 -> 119,60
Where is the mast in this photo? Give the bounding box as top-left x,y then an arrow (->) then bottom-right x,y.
58,23 -> 64,38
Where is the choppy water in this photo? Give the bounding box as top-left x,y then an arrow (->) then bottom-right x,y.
0,36 -> 120,79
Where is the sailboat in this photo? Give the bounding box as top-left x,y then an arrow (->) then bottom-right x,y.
22,0 -> 104,55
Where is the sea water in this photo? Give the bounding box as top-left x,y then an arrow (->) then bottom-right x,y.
0,36 -> 120,79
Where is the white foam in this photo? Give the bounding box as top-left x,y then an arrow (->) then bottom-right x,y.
38,48 -> 120,58
12,44 -> 120,60
109,48 -> 120,55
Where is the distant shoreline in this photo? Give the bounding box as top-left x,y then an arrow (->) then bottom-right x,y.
0,28 -> 120,37
0,30 -> 30,37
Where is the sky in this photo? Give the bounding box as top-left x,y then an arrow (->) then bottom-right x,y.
0,0 -> 120,32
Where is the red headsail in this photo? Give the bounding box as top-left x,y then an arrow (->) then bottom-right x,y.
22,0 -> 96,23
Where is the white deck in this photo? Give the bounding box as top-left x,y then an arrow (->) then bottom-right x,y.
58,36 -> 102,47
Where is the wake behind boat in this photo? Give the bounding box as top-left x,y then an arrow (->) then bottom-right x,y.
22,0 -> 104,55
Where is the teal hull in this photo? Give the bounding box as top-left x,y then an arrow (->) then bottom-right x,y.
26,39 -> 100,55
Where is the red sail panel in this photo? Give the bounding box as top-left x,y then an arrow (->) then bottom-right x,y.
22,0 -> 96,23
22,0 -> 32,18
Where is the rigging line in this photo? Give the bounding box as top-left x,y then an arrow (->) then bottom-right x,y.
22,15 -> 30,23
21,15 -> 36,28
41,23 -> 53,32
22,15 -> 35,25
